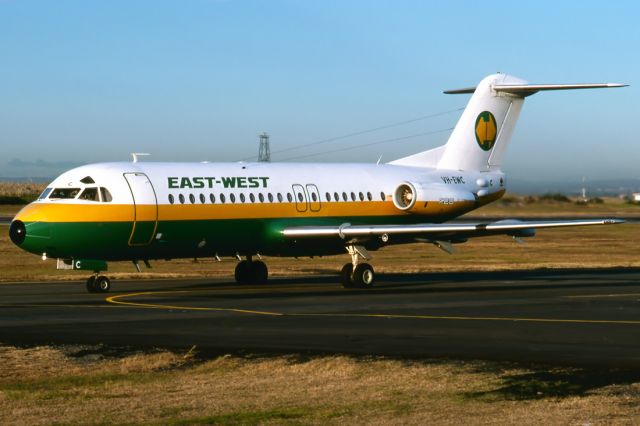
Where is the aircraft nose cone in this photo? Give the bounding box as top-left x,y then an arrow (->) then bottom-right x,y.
9,220 -> 26,246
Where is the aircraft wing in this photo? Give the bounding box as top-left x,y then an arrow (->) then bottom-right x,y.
282,218 -> 623,242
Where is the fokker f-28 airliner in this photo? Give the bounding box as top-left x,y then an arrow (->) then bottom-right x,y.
9,74 -> 627,293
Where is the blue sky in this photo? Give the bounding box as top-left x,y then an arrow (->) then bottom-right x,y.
1,0 -> 638,181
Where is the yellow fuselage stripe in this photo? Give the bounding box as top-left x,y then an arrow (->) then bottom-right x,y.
16,200 -> 483,223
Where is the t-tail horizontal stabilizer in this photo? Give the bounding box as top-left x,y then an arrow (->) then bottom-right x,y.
444,82 -> 628,96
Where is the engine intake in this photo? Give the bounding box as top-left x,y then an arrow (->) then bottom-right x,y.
393,183 -> 417,211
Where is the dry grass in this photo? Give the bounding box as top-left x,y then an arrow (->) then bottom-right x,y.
2,198 -> 639,282
0,345 -> 639,425
0,182 -> 46,197
469,195 -> 640,217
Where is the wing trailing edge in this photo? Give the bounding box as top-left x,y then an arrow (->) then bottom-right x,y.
282,219 -> 624,240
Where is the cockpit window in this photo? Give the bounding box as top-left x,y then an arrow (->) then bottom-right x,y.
80,176 -> 95,184
79,187 -> 100,201
50,188 -> 81,199
38,188 -> 52,200
100,188 -> 113,202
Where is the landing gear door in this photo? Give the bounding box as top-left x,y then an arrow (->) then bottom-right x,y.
292,184 -> 308,212
306,184 -> 321,212
124,173 -> 158,246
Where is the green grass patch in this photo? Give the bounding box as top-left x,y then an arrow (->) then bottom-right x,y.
0,195 -> 31,205
1,371 -> 166,400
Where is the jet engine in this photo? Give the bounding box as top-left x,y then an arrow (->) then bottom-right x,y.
392,181 -> 477,215
392,182 -> 421,211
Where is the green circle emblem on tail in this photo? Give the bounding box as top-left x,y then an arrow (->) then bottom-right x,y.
475,111 -> 497,151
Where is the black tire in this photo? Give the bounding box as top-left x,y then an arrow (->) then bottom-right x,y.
352,263 -> 375,288
340,263 -> 354,288
94,276 -> 111,293
234,260 -> 251,284
86,276 -> 97,293
252,260 -> 268,284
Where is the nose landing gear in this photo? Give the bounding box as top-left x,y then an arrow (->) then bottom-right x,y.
86,274 -> 111,293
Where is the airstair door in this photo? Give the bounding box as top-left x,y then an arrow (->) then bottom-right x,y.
124,173 -> 158,246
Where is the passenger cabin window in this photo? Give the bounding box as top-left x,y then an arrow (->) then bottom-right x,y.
268,193 -> 274,202
220,193 -> 226,203
342,192 -> 348,201
287,193 -> 293,202
168,194 -> 175,204
38,188 -> 52,200
250,193 -> 255,203
200,194 -> 206,204
277,193 -> 283,202
179,194 -> 185,204
380,192 -> 385,201
210,193 -> 215,203
79,187 -> 99,201
334,192 -> 339,202
50,188 -> 81,199
326,192 -> 331,202
259,193 -> 265,203
359,192 -> 364,201
367,192 -> 372,201
100,188 -> 113,202
230,194 -> 236,203
189,194 -> 196,204
351,192 -> 356,201
240,193 -> 246,203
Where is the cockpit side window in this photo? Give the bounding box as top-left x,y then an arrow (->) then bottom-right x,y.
50,188 -> 81,199
79,187 -> 100,201
100,188 -> 113,202
38,188 -> 53,200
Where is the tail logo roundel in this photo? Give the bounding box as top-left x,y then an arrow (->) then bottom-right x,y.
475,111 -> 497,151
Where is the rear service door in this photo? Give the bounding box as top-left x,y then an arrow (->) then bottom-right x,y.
124,173 -> 158,246
305,184 -> 321,212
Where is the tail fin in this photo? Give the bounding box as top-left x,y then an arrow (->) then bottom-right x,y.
391,73 -> 626,171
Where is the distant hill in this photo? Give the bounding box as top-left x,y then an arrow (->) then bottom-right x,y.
0,177 -> 53,183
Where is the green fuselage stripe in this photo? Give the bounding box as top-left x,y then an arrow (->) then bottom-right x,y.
20,214 -> 456,261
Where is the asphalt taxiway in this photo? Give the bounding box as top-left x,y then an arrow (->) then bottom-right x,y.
1,268 -> 640,367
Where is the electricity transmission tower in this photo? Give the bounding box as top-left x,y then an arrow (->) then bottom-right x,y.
258,132 -> 271,162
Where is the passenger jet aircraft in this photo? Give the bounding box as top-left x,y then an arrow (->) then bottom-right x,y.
9,74 -> 627,293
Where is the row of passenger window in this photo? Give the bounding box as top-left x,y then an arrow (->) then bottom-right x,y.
168,191 -> 386,205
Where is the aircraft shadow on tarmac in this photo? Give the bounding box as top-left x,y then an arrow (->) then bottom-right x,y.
134,267 -> 640,301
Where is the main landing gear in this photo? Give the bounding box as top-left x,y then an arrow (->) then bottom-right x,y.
86,274 -> 111,293
234,256 -> 268,284
341,245 -> 375,289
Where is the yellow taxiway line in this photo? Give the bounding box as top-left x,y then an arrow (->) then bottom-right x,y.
105,290 -> 640,325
